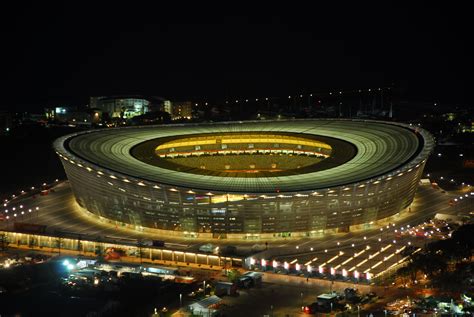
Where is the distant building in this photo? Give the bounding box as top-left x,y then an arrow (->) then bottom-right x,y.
171,101 -> 193,119
45,106 -> 76,121
163,100 -> 172,116
443,112 -> 456,121
188,295 -> 222,316
17,112 -> 47,124
89,96 -> 168,120
457,121 -> 474,133
214,281 -> 237,296
44,106 -> 101,125
89,96 -> 148,119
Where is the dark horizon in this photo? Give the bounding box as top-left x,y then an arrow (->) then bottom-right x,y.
1,3 -> 472,111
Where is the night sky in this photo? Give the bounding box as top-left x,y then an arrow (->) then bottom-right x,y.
1,3 -> 472,111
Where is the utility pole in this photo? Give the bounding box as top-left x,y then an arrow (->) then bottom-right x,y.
57,236 -> 62,255
137,239 -> 143,264
77,234 -> 82,253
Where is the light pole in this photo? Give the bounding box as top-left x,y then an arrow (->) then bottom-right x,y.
203,280 -> 206,295
57,236 -> 62,255
358,305 -> 360,317
300,292 -> 303,308
270,305 -> 273,317
137,240 -> 143,264
179,293 -> 182,308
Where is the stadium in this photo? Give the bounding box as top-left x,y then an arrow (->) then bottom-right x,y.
54,119 -> 434,239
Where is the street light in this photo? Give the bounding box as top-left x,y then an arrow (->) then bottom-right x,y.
179,293 -> 182,307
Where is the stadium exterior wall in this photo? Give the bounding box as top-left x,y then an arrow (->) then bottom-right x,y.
55,120 -> 433,239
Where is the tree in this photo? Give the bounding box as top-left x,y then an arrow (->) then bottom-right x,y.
396,266 -> 412,285
431,270 -> 469,292
428,227 -> 472,264
405,253 -> 425,282
451,224 -> 474,257
419,253 -> 447,277
226,269 -> 241,283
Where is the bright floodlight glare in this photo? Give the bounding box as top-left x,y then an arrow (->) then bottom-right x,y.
63,259 -> 70,266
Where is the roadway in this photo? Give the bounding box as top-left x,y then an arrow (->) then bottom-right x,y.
1,181 -> 472,269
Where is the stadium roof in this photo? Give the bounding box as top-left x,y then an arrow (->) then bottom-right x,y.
54,119 -> 434,193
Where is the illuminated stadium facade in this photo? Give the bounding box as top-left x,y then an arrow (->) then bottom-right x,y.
54,119 -> 434,239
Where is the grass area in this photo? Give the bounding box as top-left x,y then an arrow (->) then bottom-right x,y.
165,154 -> 322,173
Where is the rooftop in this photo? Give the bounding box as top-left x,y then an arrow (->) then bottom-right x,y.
54,119 -> 434,193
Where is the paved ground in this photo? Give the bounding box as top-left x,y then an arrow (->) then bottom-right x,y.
1,181 -> 472,275
171,273 -> 421,317
0,248 -> 450,317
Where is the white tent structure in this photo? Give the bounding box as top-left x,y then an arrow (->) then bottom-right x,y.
188,295 -> 222,316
